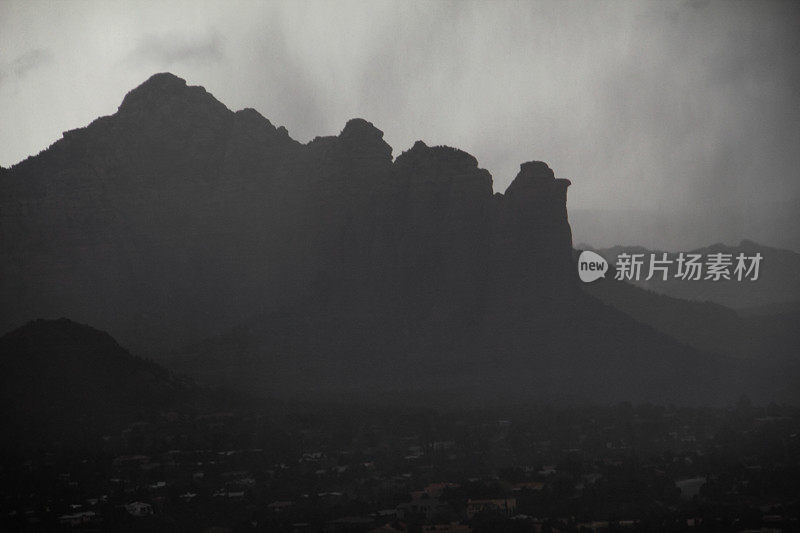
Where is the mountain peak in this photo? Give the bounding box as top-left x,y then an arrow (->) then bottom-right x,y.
521,161 -> 554,177
2,317 -> 123,355
338,118 -> 392,160
395,141 -> 480,172
138,71 -> 187,89
505,160 -> 571,199
117,72 -> 228,117
340,118 -> 380,136
234,107 -> 278,131
119,73 -> 186,107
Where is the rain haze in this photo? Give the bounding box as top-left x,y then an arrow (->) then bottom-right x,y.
2,0 -> 799,250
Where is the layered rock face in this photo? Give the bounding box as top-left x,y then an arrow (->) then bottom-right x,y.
0,73 -> 574,355
1,74 -> 301,350
1,73 -> 757,403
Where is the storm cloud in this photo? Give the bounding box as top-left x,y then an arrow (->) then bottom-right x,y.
0,48 -> 53,82
129,31 -> 224,66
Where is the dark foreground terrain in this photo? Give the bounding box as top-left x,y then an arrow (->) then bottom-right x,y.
2,400 -> 799,532
1,320 -> 798,532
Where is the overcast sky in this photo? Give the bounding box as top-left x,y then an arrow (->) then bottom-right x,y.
2,0 -> 799,250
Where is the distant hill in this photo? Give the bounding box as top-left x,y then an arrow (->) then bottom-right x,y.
582,276 -> 799,362
166,284 -> 800,406
0,318 -> 198,447
584,241 -> 800,310
570,205 -> 800,255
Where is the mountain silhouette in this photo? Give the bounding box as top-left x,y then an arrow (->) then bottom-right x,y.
586,241 -> 800,310
0,318 -> 198,448
583,272 -> 799,363
1,73 -> 795,404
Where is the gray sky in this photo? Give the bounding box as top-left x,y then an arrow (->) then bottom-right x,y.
2,0 -> 799,250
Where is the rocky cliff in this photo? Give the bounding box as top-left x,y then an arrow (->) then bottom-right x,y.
0,73 -> 573,354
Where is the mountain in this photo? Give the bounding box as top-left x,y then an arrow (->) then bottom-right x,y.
0,72 -> 575,360
585,241 -> 800,310
582,275 -> 799,362
570,205 -> 800,254
0,318 -> 198,447
0,73 -> 301,353
578,243 -> 799,363
1,73 -> 796,405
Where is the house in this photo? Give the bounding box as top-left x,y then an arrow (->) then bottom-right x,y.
396,497 -> 450,521
422,524 -> 472,532
327,516 -> 375,531
511,481 -> 544,492
125,502 -> 154,517
267,500 -> 293,512
466,498 -> 516,518
58,511 -> 97,526
424,482 -> 460,497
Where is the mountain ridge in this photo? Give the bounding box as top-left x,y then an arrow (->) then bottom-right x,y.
0,72 -> 570,354
1,72 -> 795,405
582,241 -> 800,309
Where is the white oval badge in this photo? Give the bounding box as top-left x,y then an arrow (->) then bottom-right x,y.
578,250 -> 608,283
